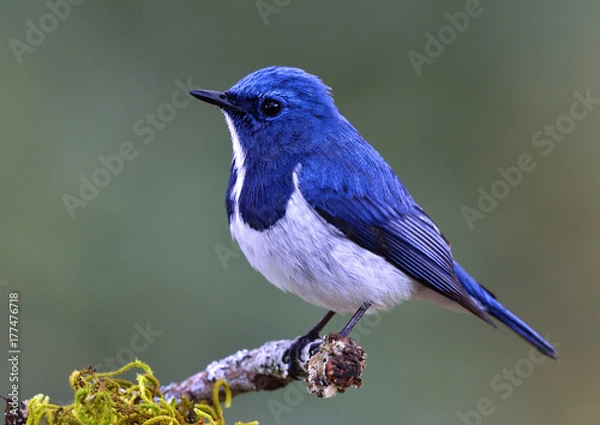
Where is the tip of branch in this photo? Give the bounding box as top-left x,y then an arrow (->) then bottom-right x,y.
306,333 -> 367,398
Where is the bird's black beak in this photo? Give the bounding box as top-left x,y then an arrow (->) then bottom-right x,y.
189,89 -> 241,112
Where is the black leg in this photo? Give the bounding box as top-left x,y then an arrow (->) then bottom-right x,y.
292,310 -> 335,358
340,302 -> 371,337
307,310 -> 336,338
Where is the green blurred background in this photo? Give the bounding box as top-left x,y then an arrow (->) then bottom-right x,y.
1,1 -> 598,424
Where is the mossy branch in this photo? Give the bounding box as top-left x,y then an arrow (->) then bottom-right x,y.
3,334 -> 366,424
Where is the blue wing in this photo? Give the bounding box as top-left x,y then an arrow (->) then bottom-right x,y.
297,151 -> 493,325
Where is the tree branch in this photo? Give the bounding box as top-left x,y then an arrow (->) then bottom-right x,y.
161,333 -> 367,403
3,333 -> 366,423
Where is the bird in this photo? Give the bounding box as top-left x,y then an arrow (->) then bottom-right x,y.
189,66 -> 557,359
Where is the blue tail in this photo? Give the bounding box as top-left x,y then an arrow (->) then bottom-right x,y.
454,261 -> 557,359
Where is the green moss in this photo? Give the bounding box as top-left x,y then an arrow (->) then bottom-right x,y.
26,359 -> 258,425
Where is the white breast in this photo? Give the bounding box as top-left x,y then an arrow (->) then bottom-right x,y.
229,171 -> 417,313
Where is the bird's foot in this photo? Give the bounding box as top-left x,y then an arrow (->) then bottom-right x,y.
285,330 -> 323,380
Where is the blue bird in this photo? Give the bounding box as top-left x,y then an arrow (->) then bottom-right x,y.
190,66 -> 557,359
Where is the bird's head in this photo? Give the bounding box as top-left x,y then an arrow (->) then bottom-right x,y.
190,66 -> 342,159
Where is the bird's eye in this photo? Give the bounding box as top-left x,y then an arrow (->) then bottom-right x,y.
260,99 -> 282,117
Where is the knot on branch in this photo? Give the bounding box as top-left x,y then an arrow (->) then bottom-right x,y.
305,334 -> 367,398
286,332 -> 367,397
